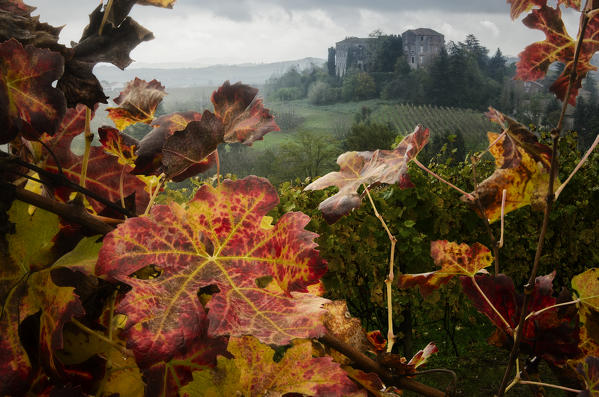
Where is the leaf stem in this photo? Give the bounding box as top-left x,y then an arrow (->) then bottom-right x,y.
143,174 -> 165,216
413,158 -> 473,199
470,275 -> 513,334
78,107 -> 93,191
554,132 -> 599,200
518,380 -> 582,393
363,184 -> 397,353
497,4 -> 590,395
119,166 -> 126,214
499,189 -> 506,248
99,0 -> 114,36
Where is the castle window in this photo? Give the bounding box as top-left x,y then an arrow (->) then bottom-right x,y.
411,56 -> 415,64
420,36 -> 423,41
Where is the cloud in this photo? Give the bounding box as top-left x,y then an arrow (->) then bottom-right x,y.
480,20 -> 500,37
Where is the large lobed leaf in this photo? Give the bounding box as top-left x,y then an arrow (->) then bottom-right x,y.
0,38 -> 66,144
461,272 -> 580,365
516,4 -> 599,104
96,176 -> 328,366
305,125 -> 429,223
180,336 -> 365,397
398,240 -> 493,297
464,111 -> 555,223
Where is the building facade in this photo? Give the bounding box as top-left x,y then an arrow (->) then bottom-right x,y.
334,37 -> 375,77
402,28 -> 445,70
334,29 -> 445,76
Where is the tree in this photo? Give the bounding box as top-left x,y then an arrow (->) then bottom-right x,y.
342,121 -> 397,151
279,131 -> 339,179
341,71 -> 376,101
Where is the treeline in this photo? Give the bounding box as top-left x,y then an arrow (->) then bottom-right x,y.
266,34 -> 513,111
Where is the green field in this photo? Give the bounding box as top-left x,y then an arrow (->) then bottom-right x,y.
261,98 -> 500,152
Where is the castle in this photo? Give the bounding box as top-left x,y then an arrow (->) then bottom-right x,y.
334,28 -> 445,76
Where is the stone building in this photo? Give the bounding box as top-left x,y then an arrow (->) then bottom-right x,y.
334,28 -> 445,76
334,37 -> 375,77
402,28 -> 445,69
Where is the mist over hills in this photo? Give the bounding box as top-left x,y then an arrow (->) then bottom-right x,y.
94,57 -> 326,89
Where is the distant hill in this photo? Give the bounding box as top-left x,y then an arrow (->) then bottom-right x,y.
94,57 -> 326,89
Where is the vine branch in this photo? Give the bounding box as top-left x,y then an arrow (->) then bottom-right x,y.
496,4 -> 591,395
363,184 -> 397,353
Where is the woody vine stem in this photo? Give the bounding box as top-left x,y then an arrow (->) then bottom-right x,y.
496,2 -> 591,395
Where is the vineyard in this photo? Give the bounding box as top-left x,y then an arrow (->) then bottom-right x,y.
3,0 -> 599,396
371,104 -> 498,151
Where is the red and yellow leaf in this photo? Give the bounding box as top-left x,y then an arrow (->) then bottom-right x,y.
96,176 -> 328,365
305,125 -> 429,223
43,111 -> 150,214
211,81 -> 280,145
322,300 -> 371,364
398,241 -> 492,297
465,131 -> 554,223
516,5 -> 599,104
507,0 -> 580,20
137,0 -> 177,7
180,336 -> 365,397
107,78 -> 166,130
0,38 -> 66,143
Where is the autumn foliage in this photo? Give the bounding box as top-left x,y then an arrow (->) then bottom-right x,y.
2,0 -> 599,396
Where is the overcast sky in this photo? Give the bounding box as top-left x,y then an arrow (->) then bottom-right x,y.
26,0 -> 582,67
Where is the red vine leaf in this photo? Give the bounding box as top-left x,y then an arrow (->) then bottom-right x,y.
408,342 -> 439,368
133,111 -> 203,175
160,110 -> 223,181
43,111 -> 150,214
211,81 -> 280,145
107,78 -> 166,130
516,5 -> 599,104
0,38 -> 66,144
464,130 -> 554,223
461,272 -> 580,365
398,241 -> 492,297
180,336 -> 365,397
305,125 -> 429,223
96,176 -> 328,365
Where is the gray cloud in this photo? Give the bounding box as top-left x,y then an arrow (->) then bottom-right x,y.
175,0 -> 509,21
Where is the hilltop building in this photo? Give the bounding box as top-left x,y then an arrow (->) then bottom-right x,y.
334,28 -> 444,76
402,28 -> 445,69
